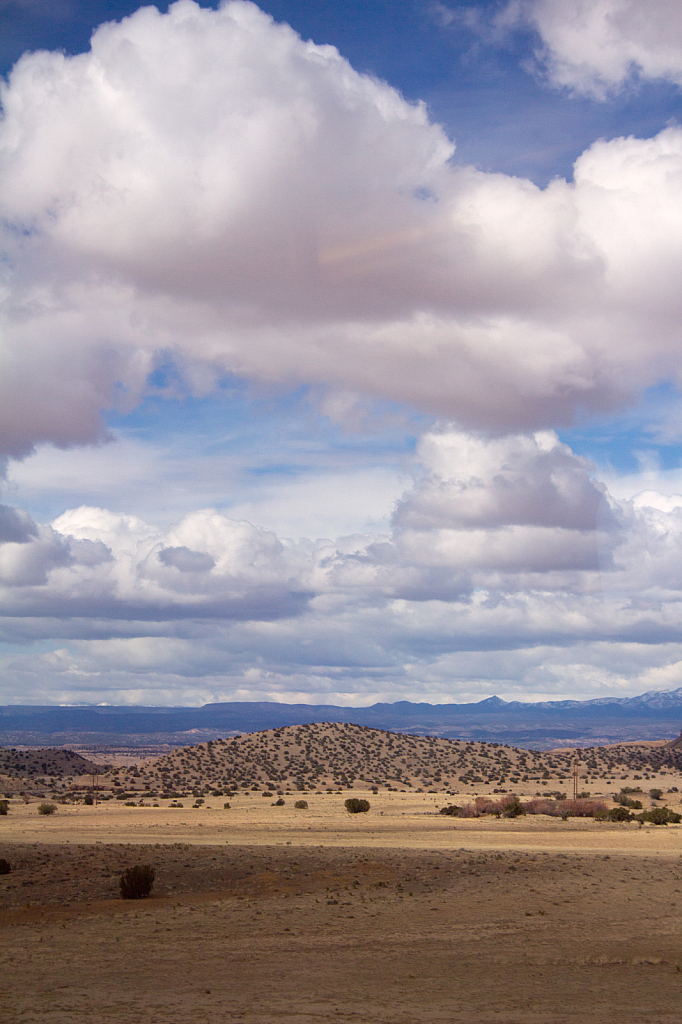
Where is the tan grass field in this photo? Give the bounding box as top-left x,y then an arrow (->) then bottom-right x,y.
3,786 -> 682,1023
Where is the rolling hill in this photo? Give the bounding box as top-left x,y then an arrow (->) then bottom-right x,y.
107,722 -> 682,796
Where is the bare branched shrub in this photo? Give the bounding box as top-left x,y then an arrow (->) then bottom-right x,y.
120,864 -> 155,899
472,794 -> 525,817
451,803 -> 480,818
525,798 -> 608,818
37,802 -> 57,815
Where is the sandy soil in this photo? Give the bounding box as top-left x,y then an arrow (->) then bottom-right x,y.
2,788 -> 682,855
2,790 -> 682,1023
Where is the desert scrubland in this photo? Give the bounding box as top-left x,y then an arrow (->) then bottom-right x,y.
2,725 -> 682,1022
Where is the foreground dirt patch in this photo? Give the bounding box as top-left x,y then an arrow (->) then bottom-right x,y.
2,842 -> 682,1023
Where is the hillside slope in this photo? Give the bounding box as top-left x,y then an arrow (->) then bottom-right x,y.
0,747 -> 104,780
114,722 -> 682,795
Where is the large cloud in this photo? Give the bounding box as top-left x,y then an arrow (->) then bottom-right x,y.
3,427 -> 682,703
513,0 -> 682,98
3,1 -> 682,459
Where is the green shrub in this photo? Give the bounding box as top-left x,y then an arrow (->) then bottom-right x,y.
223,802 -> 231,809
262,792 -> 272,797
83,794 -> 94,805
596,806 -> 635,822
119,864 -> 155,899
274,798 -> 285,806
439,804 -> 460,816
294,799 -> 308,809
614,794 -> 643,808
345,798 -> 370,814
649,788 -> 663,800
37,802 -> 57,815
0,858 -> 10,874
0,799 -> 9,816
636,806 -> 682,826
502,795 -> 525,818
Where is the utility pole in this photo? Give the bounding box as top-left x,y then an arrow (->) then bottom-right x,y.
573,759 -> 579,800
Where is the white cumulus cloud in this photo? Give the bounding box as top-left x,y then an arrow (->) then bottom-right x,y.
2,1 -> 682,462
514,0 -> 682,98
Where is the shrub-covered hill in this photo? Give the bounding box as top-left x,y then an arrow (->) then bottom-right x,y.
111,722 -> 682,795
0,747 -> 103,779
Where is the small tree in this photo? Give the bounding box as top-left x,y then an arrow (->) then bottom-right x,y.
120,864 -> 155,899
345,798 -> 370,814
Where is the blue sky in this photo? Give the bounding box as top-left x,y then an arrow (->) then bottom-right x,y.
3,0 -> 682,706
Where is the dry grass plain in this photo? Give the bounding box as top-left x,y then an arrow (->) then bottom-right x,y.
3,788 -> 682,1024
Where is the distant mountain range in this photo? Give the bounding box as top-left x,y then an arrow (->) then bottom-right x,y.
2,688 -> 682,750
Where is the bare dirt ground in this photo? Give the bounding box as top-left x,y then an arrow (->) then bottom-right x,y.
2,790 -> 682,1023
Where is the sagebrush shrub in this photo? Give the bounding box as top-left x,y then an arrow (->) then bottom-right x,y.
119,864 -> 155,899
294,799 -> 308,809
345,798 -> 370,814
37,802 -> 57,815
0,858 -> 10,874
